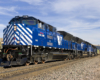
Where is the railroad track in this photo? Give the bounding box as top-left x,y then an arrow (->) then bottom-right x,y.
0,55 -> 98,80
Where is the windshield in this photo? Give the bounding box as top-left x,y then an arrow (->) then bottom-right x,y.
9,16 -> 37,25
22,20 -> 36,25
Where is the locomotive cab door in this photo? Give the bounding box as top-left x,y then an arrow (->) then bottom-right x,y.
46,25 -> 54,47
38,21 -> 46,47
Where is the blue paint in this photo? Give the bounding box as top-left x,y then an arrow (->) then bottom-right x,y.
3,16 -> 96,53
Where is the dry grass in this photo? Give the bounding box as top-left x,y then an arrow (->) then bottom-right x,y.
0,38 -> 3,49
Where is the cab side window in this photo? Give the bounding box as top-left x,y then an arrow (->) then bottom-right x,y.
49,26 -> 53,32
38,21 -> 45,30
46,25 -> 49,32
42,24 -> 45,30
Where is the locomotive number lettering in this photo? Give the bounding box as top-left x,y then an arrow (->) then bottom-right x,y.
47,42 -> 53,46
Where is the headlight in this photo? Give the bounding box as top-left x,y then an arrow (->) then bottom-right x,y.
17,41 -> 20,44
14,25 -> 17,31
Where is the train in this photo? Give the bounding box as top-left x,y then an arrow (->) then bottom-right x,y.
0,15 -> 98,66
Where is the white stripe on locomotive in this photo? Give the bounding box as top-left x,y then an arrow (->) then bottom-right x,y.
19,34 -> 31,45
8,25 -> 13,36
8,31 -> 14,44
8,24 -> 12,31
17,27 -> 32,43
15,34 -> 26,45
3,28 -> 7,41
15,34 -> 19,40
8,35 -> 14,45
17,27 -> 32,44
15,29 -> 31,45
7,25 -> 14,41
7,25 -> 14,45
8,30 -> 13,43
22,24 -> 32,34
18,24 -> 32,38
8,34 -> 14,45
26,28 -> 32,34
3,28 -> 7,45
21,40 -> 26,45
3,28 -> 7,35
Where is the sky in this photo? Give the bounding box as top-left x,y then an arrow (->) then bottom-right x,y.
0,0 -> 100,45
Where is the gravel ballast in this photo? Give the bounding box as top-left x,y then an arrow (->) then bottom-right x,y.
4,55 -> 100,80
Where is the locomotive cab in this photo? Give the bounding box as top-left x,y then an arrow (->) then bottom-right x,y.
8,16 -> 37,45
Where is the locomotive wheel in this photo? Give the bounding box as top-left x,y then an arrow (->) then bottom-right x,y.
72,54 -> 75,59
64,58 -> 67,61
94,53 -> 97,56
71,54 -> 74,59
67,52 -> 71,60
91,53 -> 93,57
42,61 -> 45,64
34,61 -> 38,64
68,55 -> 71,60
67,56 -> 69,60
80,53 -> 83,58
26,63 -> 30,66
87,53 -> 90,57
94,54 -> 95,56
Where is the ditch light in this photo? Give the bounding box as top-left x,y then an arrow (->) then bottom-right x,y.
14,25 -> 17,31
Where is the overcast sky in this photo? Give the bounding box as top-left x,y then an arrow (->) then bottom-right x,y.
0,0 -> 100,45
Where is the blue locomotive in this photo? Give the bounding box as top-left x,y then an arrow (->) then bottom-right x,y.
0,15 -> 97,66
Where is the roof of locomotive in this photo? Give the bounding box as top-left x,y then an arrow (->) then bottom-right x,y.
9,16 -> 37,23
58,31 -> 89,44
57,31 -> 75,41
75,37 -> 85,44
9,15 -> 56,30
